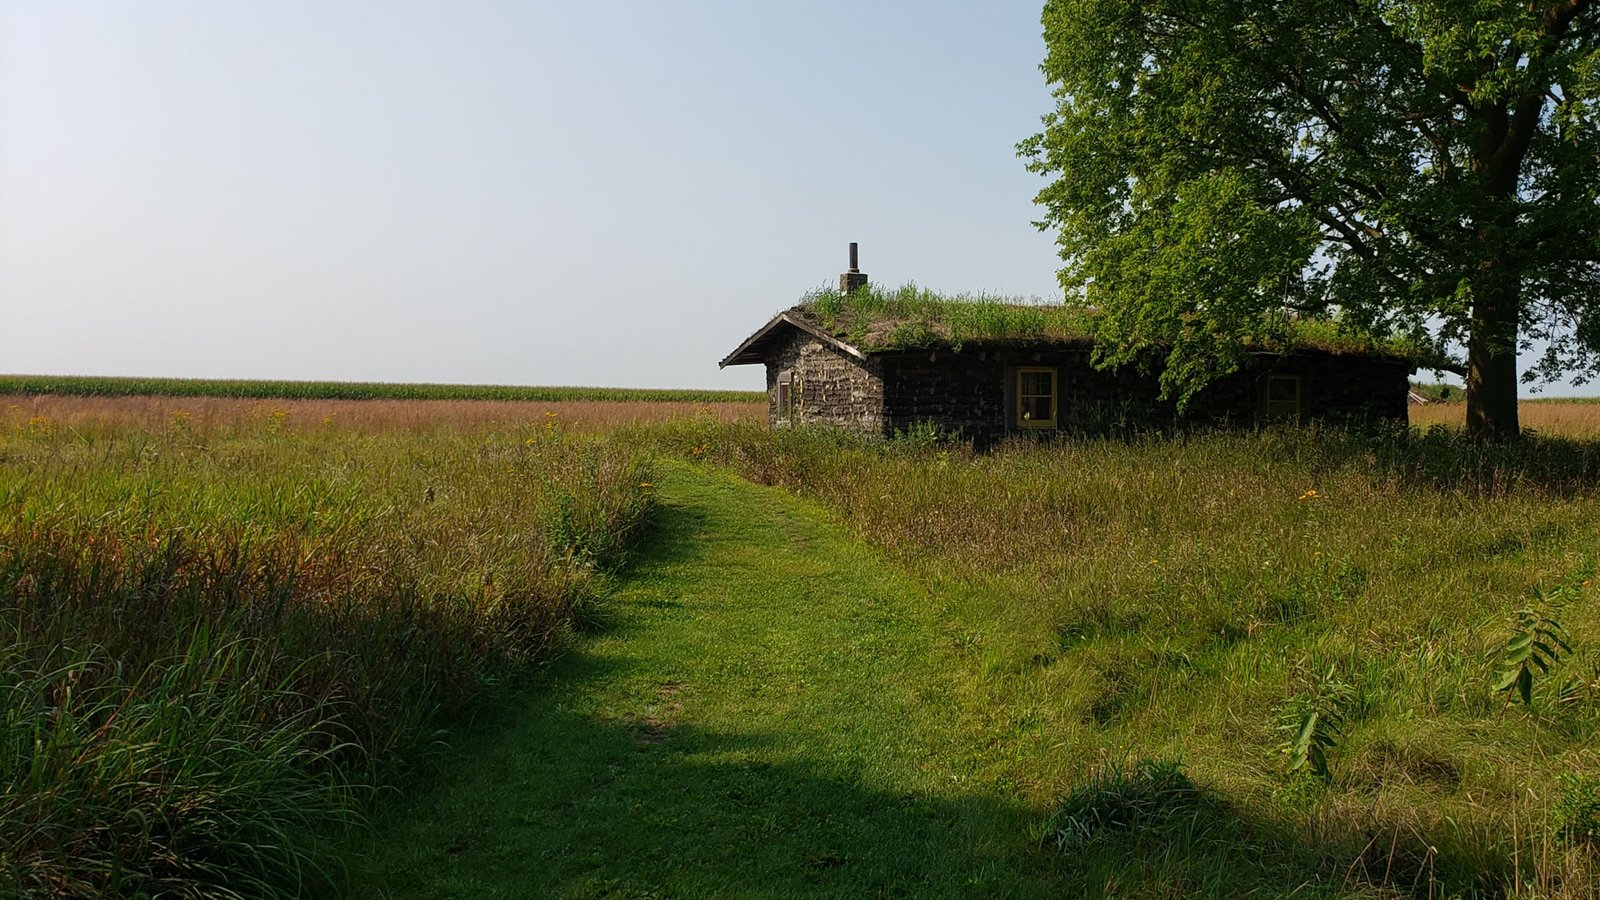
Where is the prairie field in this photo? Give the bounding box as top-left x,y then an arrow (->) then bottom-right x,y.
1412,399 -> 1600,438
7,393 -> 1600,898
0,401 -> 657,896
0,374 -> 764,405
0,392 -> 763,434
622,418 -> 1600,896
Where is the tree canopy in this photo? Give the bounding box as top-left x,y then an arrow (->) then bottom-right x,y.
1019,0 -> 1600,438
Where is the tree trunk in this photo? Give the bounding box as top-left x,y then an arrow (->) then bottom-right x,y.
1464,278 -> 1520,441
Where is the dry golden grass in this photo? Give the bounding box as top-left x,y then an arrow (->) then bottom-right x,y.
0,393 -> 765,434
1411,399 -> 1600,437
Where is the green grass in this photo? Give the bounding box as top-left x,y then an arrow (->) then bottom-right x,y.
349,424 -> 1600,896
608,422 -> 1600,895
14,402 -> 1600,895
345,462 -> 1057,897
0,417 -> 655,897
796,283 -> 1418,358
801,282 -> 1094,351
0,374 -> 763,404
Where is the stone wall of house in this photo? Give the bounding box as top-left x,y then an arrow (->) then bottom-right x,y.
872,346 -> 1410,444
1175,354 -> 1411,428
1226,353 -> 1412,423
880,348 -> 1007,440
880,346 -> 1170,444
757,334 -> 1409,443
765,334 -> 886,432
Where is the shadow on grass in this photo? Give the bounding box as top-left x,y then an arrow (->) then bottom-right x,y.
346,697 -> 1051,897
1248,422 -> 1600,496
351,698 -> 1522,898
1035,759 -> 1525,898
342,476 -> 1532,898
339,490 -> 1038,895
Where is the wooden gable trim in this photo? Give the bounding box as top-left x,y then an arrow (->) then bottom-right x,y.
718,312 -> 867,368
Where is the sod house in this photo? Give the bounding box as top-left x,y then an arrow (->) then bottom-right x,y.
719,250 -> 1415,444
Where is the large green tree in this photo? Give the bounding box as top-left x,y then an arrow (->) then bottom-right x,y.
1020,0 -> 1600,439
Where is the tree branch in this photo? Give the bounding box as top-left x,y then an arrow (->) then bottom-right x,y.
1499,0 -> 1594,168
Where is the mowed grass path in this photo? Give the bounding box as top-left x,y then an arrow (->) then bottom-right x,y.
346,462 -> 1057,898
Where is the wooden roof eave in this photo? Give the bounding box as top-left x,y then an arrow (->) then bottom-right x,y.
718,312 -> 867,368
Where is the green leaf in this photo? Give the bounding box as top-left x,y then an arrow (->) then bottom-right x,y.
1309,744 -> 1329,781
1023,0 -> 1600,421
1294,711 -> 1319,751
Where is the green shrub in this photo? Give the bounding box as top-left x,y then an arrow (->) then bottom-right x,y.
1555,774 -> 1600,848
1277,667 -> 1354,784
1494,603 -> 1573,708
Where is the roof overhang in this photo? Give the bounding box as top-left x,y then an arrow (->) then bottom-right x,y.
718,312 -> 867,368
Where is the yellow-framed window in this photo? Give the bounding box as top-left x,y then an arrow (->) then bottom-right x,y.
1264,374 -> 1302,421
1017,367 -> 1058,428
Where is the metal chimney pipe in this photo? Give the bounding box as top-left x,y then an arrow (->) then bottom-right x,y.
840,242 -> 869,294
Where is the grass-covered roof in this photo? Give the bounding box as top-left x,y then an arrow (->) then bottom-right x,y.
790,284 -> 1421,360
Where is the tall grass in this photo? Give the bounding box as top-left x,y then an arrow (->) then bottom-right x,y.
641,420 -> 1600,895
797,283 -> 1415,357
1412,398 -> 1600,438
801,283 -> 1092,350
0,413 -> 655,896
0,393 -> 764,435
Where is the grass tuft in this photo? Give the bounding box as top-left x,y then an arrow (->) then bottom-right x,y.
1556,774 -> 1600,848
1038,758 -> 1218,851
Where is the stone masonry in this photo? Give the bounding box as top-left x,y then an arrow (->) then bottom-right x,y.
763,332 -> 1411,444
765,334 -> 886,432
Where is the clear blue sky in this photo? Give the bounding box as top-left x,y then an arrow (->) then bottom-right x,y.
1,2 -> 1591,394
1,1 -> 1059,391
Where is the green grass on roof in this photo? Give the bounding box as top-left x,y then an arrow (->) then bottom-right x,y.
1252,316 -> 1429,359
798,283 -> 1094,351
796,283 -> 1421,359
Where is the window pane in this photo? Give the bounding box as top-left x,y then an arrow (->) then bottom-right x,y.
1022,395 -> 1053,422
1020,371 -> 1053,397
